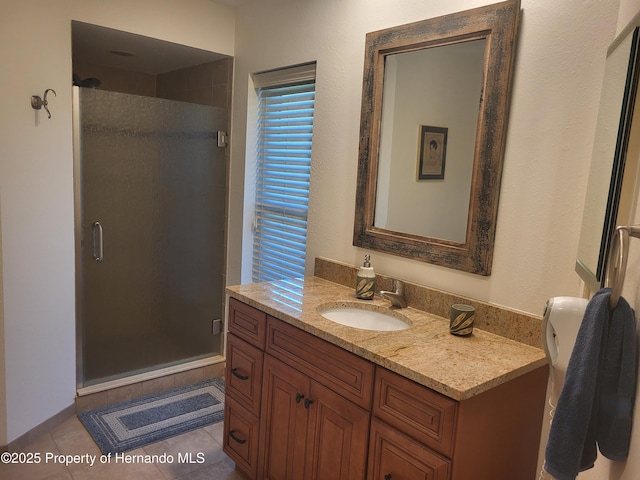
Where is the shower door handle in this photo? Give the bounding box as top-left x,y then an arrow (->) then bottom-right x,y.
92,222 -> 104,262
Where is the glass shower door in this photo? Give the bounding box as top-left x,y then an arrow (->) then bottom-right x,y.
77,88 -> 226,386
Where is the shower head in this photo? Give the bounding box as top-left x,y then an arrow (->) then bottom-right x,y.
73,73 -> 101,88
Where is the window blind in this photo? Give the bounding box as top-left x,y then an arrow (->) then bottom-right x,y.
252,66 -> 316,282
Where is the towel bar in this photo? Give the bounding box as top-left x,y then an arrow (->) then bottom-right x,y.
605,224 -> 640,309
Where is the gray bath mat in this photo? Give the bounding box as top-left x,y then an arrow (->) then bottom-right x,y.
78,377 -> 225,454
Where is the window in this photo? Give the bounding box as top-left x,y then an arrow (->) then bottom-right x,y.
252,63 -> 316,282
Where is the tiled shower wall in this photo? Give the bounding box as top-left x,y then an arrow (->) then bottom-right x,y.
157,59 -> 232,108
72,57 -> 233,109
73,61 -> 157,97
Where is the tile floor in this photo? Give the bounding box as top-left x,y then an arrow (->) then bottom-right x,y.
0,415 -> 248,480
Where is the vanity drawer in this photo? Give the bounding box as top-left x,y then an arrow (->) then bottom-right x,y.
373,366 -> 457,457
223,395 -> 260,479
228,297 -> 267,349
368,418 -> 451,480
265,316 -> 374,410
226,333 -> 264,416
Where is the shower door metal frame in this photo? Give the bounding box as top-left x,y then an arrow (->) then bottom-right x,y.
72,87 -> 227,389
73,86 -> 84,389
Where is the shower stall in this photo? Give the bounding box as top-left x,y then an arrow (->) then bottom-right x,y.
74,87 -> 227,387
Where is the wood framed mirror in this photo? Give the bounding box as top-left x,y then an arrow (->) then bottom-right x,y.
353,0 -> 520,275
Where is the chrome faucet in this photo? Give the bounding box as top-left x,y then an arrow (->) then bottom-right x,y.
380,279 -> 407,308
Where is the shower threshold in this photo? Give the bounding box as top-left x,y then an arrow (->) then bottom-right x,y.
77,354 -> 225,397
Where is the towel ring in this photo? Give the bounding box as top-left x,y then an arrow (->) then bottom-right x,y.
606,227 -> 629,309
605,224 -> 640,309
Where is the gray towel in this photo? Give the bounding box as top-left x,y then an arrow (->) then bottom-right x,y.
544,288 -> 636,480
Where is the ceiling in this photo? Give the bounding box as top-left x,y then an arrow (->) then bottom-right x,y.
72,21 -> 228,75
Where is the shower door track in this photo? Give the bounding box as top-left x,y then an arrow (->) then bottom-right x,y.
76,354 -> 225,397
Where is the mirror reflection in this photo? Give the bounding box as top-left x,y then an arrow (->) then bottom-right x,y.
353,0 -> 520,275
576,27 -> 640,290
374,39 -> 486,242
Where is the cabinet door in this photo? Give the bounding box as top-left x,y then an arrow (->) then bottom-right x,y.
260,355 -> 310,480
368,419 -> 450,480
306,381 -> 370,480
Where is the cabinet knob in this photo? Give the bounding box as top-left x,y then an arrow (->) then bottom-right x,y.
231,368 -> 249,380
384,475 -> 392,480
229,430 -> 247,445
304,398 -> 314,408
296,392 -> 305,404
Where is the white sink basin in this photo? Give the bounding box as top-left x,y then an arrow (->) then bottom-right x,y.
318,304 -> 410,331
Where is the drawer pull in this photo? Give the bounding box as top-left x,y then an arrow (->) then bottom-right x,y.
384,475 -> 392,480
296,392 -> 305,404
231,368 -> 249,380
304,398 -> 314,408
229,430 -> 247,445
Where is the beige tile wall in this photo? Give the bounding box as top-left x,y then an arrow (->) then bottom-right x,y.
73,61 -> 157,97
157,58 -> 233,108
72,57 -> 233,109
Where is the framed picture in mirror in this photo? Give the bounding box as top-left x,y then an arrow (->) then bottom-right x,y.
417,125 -> 447,180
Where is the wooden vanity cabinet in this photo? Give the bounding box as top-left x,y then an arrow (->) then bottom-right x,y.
370,365 -> 547,480
448,365 -> 547,479
260,317 -> 372,480
260,354 -> 370,480
224,299 -> 547,480
225,299 -> 372,480
224,298 -> 267,479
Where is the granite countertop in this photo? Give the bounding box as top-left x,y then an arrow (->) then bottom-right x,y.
226,276 -> 547,401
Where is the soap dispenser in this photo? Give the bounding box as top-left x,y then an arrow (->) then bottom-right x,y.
355,254 -> 376,300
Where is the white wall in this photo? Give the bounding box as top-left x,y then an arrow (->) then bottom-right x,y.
0,0 -> 234,445
228,0 -> 618,316
71,0 -> 235,56
0,0 -> 76,446
380,42 -> 483,242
